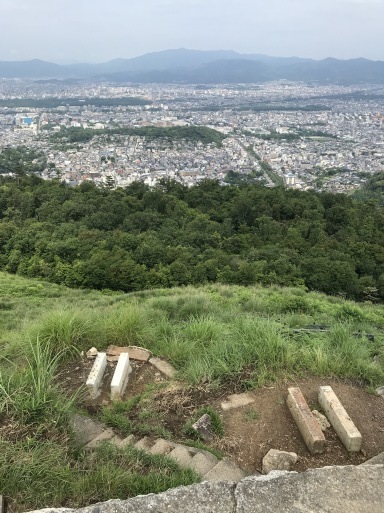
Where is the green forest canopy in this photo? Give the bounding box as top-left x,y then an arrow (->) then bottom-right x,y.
1,173 -> 384,301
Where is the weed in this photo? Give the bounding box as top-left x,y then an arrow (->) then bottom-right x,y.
243,408 -> 260,422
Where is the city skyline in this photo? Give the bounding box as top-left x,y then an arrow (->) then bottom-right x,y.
0,0 -> 384,63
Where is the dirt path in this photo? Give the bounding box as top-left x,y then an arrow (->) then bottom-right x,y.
60,356 -> 384,474
215,377 -> 384,473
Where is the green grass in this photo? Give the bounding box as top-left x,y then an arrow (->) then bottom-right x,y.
1,272 -> 384,511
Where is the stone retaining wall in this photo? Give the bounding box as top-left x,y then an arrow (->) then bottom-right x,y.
25,464 -> 384,513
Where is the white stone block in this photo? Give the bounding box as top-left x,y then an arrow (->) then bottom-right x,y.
111,352 -> 131,400
318,386 -> 362,452
86,352 -> 107,398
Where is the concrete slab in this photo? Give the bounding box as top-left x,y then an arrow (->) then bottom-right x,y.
107,345 -> 152,362
318,386 -> 362,452
286,387 -> 326,454
221,393 -> 255,411
0,494 -> 4,513
189,452 -> 219,476
86,352 -> 107,399
168,445 -> 193,467
110,352 -> 131,400
203,459 -> 246,482
150,438 -> 175,455
149,357 -> 177,378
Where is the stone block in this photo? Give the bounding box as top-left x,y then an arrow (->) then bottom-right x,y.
85,352 -> 107,399
149,357 -> 176,378
286,387 -> 326,454
318,386 -> 362,452
110,352 -> 131,400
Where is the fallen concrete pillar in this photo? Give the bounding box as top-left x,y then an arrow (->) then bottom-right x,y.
86,352 -> 107,399
287,387 -> 326,454
111,352 -> 131,400
318,386 -> 362,452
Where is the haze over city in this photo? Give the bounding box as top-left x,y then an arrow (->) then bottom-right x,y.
1,0 -> 384,63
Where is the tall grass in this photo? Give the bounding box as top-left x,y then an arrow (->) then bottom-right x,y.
0,337 -> 77,425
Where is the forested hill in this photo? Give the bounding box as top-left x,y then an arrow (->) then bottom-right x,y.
1,175 -> 384,301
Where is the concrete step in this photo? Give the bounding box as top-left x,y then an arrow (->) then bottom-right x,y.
168,445 -> 193,468
70,413 -> 105,446
203,458 -> 246,482
119,434 -> 137,448
189,451 -> 219,476
150,438 -> 176,455
110,435 -> 123,446
85,428 -> 115,449
134,436 -> 152,451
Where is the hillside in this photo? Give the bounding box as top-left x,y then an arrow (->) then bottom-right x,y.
1,175 -> 384,301
0,272 -> 384,511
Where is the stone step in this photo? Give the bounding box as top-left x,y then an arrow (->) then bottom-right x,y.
85,428 -> 115,449
119,434 -> 137,448
150,438 -> 176,455
110,435 -> 123,446
203,458 -> 246,482
168,445 -> 193,467
189,451 -> 219,476
70,413 -> 105,446
134,436 -> 153,451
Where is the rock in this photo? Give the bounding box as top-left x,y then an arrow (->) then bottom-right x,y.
361,452 -> 384,465
236,465 -> 384,513
25,481 -> 236,513
221,393 -> 255,411
86,347 -> 98,359
149,357 -> 177,378
107,345 -> 152,362
312,409 -> 331,431
262,449 -> 298,474
375,386 -> 384,397
192,414 -> 213,441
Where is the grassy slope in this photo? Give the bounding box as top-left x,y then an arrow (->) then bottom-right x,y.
1,272 -> 384,511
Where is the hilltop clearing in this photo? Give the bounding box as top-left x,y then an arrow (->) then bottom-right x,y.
0,273 -> 383,512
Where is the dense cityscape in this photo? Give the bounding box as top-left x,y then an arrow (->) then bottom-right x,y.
1,79 -> 384,193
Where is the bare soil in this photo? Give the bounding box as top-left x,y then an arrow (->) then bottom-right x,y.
59,356 -> 384,474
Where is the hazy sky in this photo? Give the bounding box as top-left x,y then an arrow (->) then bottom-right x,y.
0,0 -> 383,62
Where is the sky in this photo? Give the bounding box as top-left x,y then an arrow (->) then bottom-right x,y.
0,0 -> 383,63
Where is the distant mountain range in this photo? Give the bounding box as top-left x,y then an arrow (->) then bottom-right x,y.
1,49 -> 384,84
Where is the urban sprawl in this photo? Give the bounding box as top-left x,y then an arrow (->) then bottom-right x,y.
1,79 -> 384,192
